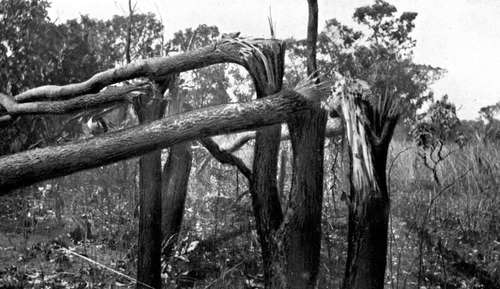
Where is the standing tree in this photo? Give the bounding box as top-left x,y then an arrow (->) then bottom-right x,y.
274,1 -> 327,288
412,95 -> 461,185
161,24 -> 222,261
317,1 -> 442,288
110,7 -> 169,287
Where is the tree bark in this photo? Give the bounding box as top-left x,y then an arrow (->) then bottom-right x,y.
340,81 -> 398,289
277,148 -> 288,203
0,88 -> 321,193
136,150 -> 162,289
244,39 -> 285,288
280,106 -> 326,289
14,39 -> 275,102
161,76 -> 193,260
161,143 -> 192,259
0,85 -> 148,117
218,118 -> 343,153
133,80 -> 167,289
277,1 -> 326,288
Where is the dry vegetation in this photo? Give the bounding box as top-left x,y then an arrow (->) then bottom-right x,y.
0,136 -> 498,288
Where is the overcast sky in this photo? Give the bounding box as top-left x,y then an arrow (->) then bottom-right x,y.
47,0 -> 500,119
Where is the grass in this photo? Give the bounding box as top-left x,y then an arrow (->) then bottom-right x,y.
0,139 -> 498,288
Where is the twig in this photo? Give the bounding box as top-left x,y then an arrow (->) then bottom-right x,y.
61,247 -> 155,289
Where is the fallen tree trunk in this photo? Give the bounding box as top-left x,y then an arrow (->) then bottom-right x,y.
0,85 -> 148,117
0,88 -> 321,192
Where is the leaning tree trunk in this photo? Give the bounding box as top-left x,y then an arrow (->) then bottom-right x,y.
277,1 -> 326,288
245,40 -> 285,288
133,80 -> 168,289
161,75 -> 193,260
161,144 -> 192,258
340,81 -> 398,289
0,88 -> 321,192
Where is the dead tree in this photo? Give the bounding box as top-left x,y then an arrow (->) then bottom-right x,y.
273,1 -> 327,288
337,77 -> 399,289
245,40 -> 285,287
0,28 -> 341,288
0,85 -> 327,190
132,79 -> 170,289
161,75 -> 193,260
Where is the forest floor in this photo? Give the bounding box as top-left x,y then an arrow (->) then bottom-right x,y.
0,141 -> 499,288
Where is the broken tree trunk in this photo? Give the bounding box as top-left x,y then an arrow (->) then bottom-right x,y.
276,1 -> 326,288
161,75 -> 193,260
244,39 -> 285,288
0,87 -> 322,193
340,78 -> 399,289
133,79 -> 169,289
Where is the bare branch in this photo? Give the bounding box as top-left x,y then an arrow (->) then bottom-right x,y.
0,85 -> 148,117
0,87 -> 321,192
200,137 -> 252,180
15,39 -> 280,102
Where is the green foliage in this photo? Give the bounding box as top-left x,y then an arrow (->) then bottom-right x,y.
0,0 -> 53,94
317,0 -> 443,121
412,95 -> 462,149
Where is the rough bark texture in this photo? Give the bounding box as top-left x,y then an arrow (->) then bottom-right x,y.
133,80 -> 168,289
161,143 -> 192,259
252,124 -> 283,287
280,106 -> 326,289
0,88 -> 319,193
136,150 -> 162,289
161,76 -> 193,260
277,1 -> 326,288
340,82 -> 398,289
244,39 -> 285,288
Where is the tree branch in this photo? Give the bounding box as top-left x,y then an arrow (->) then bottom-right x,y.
199,137 -> 252,180
0,85 -> 148,117
220,118 -> 343,153
14,39 -> 279,102
0,87 -> 323,192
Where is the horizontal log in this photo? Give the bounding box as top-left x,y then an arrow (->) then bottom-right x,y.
0,88 -> 319,192
217,118 -> 343,153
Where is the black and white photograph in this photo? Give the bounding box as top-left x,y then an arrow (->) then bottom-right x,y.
0,0 -> 498,288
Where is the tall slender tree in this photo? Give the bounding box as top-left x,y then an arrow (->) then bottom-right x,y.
276,1 -> 327,288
